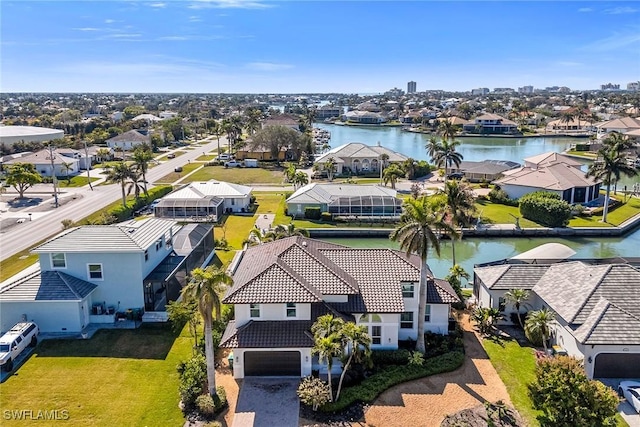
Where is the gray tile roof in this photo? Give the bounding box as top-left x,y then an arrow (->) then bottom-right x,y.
286,183 -> 399,205
33,218 -> 179,253
475,264 -> 550,290
220,320 -> 314,348
223,237 -> 450,314
573,299 -> 640,345
0,270 -> 98,301
106,129 -> 150,144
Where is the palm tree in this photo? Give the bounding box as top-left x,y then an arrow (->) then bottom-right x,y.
211,121 -> 223,156
503,289 -> 530,329
438,120 -> 457,141
440,180 -> 476,265
425,136 -> 441,159
292,171 -> 309,189
273,223 -> 309,239
244,108 -> 262,135
390,196 -> 453,353
431,139 -> 464,180
524,308 -> 555,351
126,169 -> 146,199
586,133 -> 637,222
379,152 -> 389,185
245,226 -> 277,246
324,157 -> 337,181
106,161 -> 134,207
559,110 -> 575,131
311,314 -> 344,401
61,161 -> 74,184
131,147 -> 154,196
283,162 -> 297,183
180,266 -> 233,397
335,322 -> 371,401
446,264 -> 469,299
382,164 -> 404,189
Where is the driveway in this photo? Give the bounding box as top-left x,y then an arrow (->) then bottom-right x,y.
363,314 -> 512,427
232,378 -> 299,427
598,378 -> 640,427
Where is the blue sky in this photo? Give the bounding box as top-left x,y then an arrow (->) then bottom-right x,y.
1,1 -> 639,93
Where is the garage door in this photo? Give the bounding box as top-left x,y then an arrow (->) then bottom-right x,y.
244,351 -> 301,376
594,353 -> 640,378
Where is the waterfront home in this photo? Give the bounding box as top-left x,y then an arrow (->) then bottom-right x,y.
286,183 -> 402,219
596,117 -> 640,137
0,218 -> 214,332
220,237 -> 459,378
314,142 -> 408,175
234,142 -> 290,161
106,129 -> 151,151
474,254 -> 640,379
3,148 -> 80,178
462,113 -> 518,135
154,180 -> 253,220
315,105 -> 342,120
545,117 -> 595,134
450,160 -> 520,182
493,152 -> 601,204
262,114 -> 300,131
343,110 -> 388,124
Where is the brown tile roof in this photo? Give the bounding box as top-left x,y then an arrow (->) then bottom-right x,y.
220,320 -> 314,348
431,279 -> 461,304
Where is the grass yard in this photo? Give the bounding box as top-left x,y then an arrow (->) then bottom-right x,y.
184,165 -> 284,185
475,200 -> 541,228
0,249 -> 40,283
57,176 -> 100,188
195,154 -> 216,161
154,163 -> 202,184
0,324 -> 191,427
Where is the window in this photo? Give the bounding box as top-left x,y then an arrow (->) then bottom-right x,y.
424,305 -> 431,322
51,253 -> 66,269
371,326 -> 382,345
250,304 -> 260,318
155,239 -> 163,251
401,282 -> 415,298
144,250 -> 149,261
498,297 -> 506,312
359,314 -> 382,323
286,303 -> 296,318
87,264 -> 103,280
400,312 -> 413,329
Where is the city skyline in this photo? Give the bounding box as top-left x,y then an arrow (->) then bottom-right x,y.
1,1 -> 639,93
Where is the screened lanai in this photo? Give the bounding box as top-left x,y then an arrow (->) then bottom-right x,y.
154,196 -> 224,222
328,194 -> 402,217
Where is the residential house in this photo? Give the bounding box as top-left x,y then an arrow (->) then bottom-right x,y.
343,110 -> 387,124
55,148 -> 93,170
234,143 -> 290,161
315,106 -> 343,120
155,180 -> 253,219
262,114 -> 300,131
286,183 -> 403,219
596,117 -> 640,137
493,152 -> 601,204
3,148 -> 80,178
450,160 -> 520,183
220,237 -> 459,378
314,142 -> 408,176
0,218 -> 215,332
462,113 -> 519,135
545,117 -> 595,134
106,129 -> 151,151
474,254 -> 640,379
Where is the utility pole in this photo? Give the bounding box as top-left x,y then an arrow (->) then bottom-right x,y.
47,143 -> 59,208
83,139 -> 94,191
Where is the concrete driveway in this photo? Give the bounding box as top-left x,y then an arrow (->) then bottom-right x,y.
232,378 -> 299,427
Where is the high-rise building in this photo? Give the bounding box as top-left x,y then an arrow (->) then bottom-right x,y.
518,86 -> 534,94
471,88 -> 489,96
627,81 -> 640,91
407,81 -> 417,94
601,83 -> 620,91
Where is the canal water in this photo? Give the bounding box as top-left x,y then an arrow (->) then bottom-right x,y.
322,225 -> 640,284
315,123 -> 640,188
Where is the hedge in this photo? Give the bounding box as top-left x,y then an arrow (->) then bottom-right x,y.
304,206 -> 322,220
488,188 -> 519,206
108,185 -> 173,222
321,351 -> 464,412
519,191 -> 572,227
370,349 -> 411,366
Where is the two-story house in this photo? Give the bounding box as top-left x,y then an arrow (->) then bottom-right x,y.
462,113 -> 519,135
0,219 -> 215,333
220,237 -> 458,378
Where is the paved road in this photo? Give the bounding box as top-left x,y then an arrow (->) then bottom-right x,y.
0,137 -> 224,261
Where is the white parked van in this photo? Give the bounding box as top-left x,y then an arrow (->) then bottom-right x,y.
0,322 -> 39,372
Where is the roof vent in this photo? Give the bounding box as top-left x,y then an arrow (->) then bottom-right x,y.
302,241 -> 307,247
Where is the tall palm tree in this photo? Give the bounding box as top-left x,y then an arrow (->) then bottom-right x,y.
438,120 -> 457,141
440,180 -> 476,265
559,111 -> 575,131
379,152 -> 390,184
244,108 -> 262,135
311,314 -> 344,401
211,121 -> 223,156
586,133 -> 637,222
283,162 -> 297,183
431,139 -> 464,181
390,196 -> 453,353
61,161 -> 74,184
131,146 -> 154,196
292,171 -> 309,189
504,289 -> 530,329
382,164 -> 404,189
324,157 -> 337,181
126,169 -> 146,199
425,136 -> 441,159
106,161 -> 134,207
525,308 -> 555,351
180,266 -> 233,396
335,322 -> 371,401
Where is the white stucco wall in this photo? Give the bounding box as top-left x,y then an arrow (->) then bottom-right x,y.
355,313 -> 399,350
583,345 -> 640,379
32,161 -> 80,178
230,347 -> 312,379
235,303 -> 312,326
501,184 -> 562,201
223,196 -> 251,213
0,300 -> 87,333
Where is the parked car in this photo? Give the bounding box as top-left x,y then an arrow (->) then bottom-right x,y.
224,160 -> 242,168
215,154 -> 232,162
174,166 -> 183,172
167,153 -> 176,159
619,381 -> 640,413
447,172 -> 464,180
0,322 -> 39,372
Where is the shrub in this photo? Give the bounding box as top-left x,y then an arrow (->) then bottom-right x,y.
195,386 -> 227,416
519,191 -> 572,227
408,351 -> 424,366
177,353 -> 207,409
320,212 -> 333,222
304,206 -> 322,220
321,351 -> 464,412
488,187 -> 519,206
370,349 -> 411,366
93,185 -> 173,223
297,376 -> 332,411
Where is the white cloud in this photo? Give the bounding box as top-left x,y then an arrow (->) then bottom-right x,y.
188,0 -> 273,10
105,19 -> 115,24
149,2 -> 167,8
245,62 -> 293,71
555,61 -> 583,67
583,29 -> 640,51
188,15 -> 203,22
605,6 -> 638,15
73,27 -> 101,32
578,7 -> 593,13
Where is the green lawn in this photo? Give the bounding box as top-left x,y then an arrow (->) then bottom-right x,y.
184,165 -> 284,185
566,150 -> 598,159
57,176 -> 100,188
0,249 -> 40,283
475,200 -> 541,228
0,324 -> 191,427
195,154 -> 216,161
154,163 -> 202,184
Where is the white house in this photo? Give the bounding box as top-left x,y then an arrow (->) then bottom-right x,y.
314,142 -> 409,176
474,254 -> 640,379
0,219 -> 215,333
220,237 -> 459,378
462,113 -> 518,135
3,148 -> 80,178
155,181 -> 253,218
106,129 -> 151,151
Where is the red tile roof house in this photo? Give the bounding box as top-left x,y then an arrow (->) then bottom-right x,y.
220,237 -> 459,378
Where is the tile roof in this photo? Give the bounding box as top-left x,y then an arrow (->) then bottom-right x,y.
3,149 -> 80,166
431,279 -> 461,304
0,270 -> 98,301
494,162 -> 599,191
286,183 -> 398,205
572,299 -> 640,345
33,218 -> 179,253
220,320 -> 314,348
523,152 -> 583,168
475,264 -> 550,290
456,160 -> 520,175
314,142 -> 408,164
166,181 -> 252,199
106,129 -> 150,143
223,237 -> 449,314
